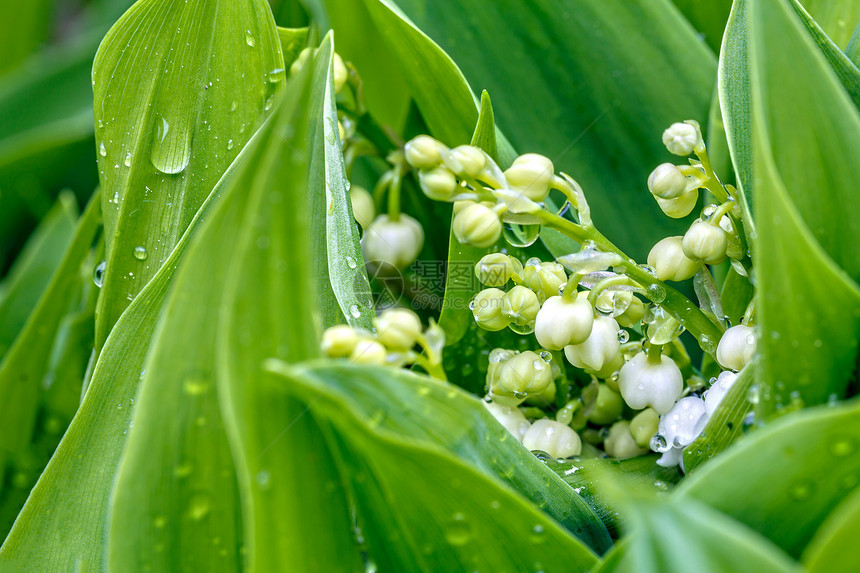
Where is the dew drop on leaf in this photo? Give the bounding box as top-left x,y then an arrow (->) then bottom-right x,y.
124,152 -> 132,167
245,30 -> 255,47
99,142 -> 107,157
93,261 -> 106,287
133,246 -> 148,261
444,513 -> 472,546
150,115 -> 192,174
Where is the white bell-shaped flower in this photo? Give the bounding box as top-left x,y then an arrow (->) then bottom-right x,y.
535,294 -> 594,351
374,308 -> 422,350
647,236 -> 701,282
716,324 -> 756,371
493,350 -> 553,398
418,166 -> 458,201
564,316 -> 621,375
657,396 -> 707,448
350,185 -> 375,229
522,419 -> 582,458
704,371 -> 738,416
605,421 -> 649,459
349,339 -> 387,365
504,153 -> 554,201
647,163 -> 687,199
404,135 -> 443,169
452,202 -> 502,248
618,352 -> 683,414
321,324 -> 359,357
655,188 -> 698,219
361,214 -> 424,269
483,401 -> 530,442
682,219 -> 727,265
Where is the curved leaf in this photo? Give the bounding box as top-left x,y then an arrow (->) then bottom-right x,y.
802,484 -> 860,573
92,0 -> 285,347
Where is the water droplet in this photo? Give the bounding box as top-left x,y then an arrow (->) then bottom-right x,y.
150,115 -> 191,174
346,256 -> 357,269
245,30 -> 256,47
133,246 -> 148,261
538,351 -> 552,363
99,143 -> 107,157
187,493 -> 212,520
267,68 -> 286,83
227,139 -> 234,151
747,384 -> 760,405
230,100 -> 238,112
256,470 -> 271,490
93,261 -> 106,287
350,304 -> 361,318
646,283 -> 667,303
183,378 -> 209,395
788,481 -> 812,501
530,524 -> 546,544
509,322 -> 535,335
503,223 -> 541,248
650,434 -> 670,453
639,264 -> 657,277
618,329 -> 630,343
831,438 -> 855,457
445,513 -> 472,546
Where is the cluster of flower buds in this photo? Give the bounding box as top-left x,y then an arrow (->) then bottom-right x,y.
403,136 -> 575,249
646,121 -> 708,219
320,308 -> 445,376
291,48 -> 349,93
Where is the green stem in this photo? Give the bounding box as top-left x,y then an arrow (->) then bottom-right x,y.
695,147 -> 731,204
646,342 -> 663,364
536,210 -> 723,356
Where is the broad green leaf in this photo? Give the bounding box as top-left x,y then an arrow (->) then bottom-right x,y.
719,268 -> 754,326
92,0 -> 285,348
724,0 -> 860,414
0,0 -> 52,75
0,192 -> 77,358
266,360 -> 604,570
678,400 -> 860,558
592,495 -> 799,573
215,36 -> 363,572
671,0 -> 733,53
381,0 -> 716,261
0,191 -> 99,499
802,484 -> 860,573
682,366 -> 753,472
546,456 -> 682,537
801,0 -> 860,48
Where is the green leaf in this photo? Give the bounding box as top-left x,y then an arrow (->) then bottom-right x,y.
92,0 -> 285,348
802,484 -> 860,573
682,366 -> 753,473
592,495 -> 799,573
266,360 -> 605,569
0,0 -> 52,75
0,192 -> 77,359
380,0 -> 717,261
678,400 -> 860,558
670,0 -> 732,54
215,35 -> 363,571
801,0 -> 860,48
0,191 -> 99,498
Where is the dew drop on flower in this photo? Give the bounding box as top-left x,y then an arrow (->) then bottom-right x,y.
538,350 -> 552,363
617,329 -> 630,343
650,433 -> 670,453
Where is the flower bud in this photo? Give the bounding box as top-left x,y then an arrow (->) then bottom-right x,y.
450,145 -> 486,178
483,401 -> 531,442
374,308 -> 422,350
525,379 -> 557,408
647,236 -> 701,282
504,153 -> 554,201
471,288 -> 510,331
704,371 -> 738,416
656,189 -> 698,219
493,350 -> 553,398
522,419 -> 582,458
361,214 -> 424,269
605,421 -> 649,459
501,286 -> 541,328
333,53 -> 348,93
564,316 -> 621,376
350,185 -> 375,229
629,408 -> 660,448
618,352 -> 683,414
404,135 -> 443,169
657,396 -> 707,448
596,290 -> 646,328
349,339 -> 387,365
321,324 -> 359,357
716,325 -> 755,371
522,260 -> 567,301
682,219 -> 727,264
719,215 -> 744,260
290,47 -> 313,76
535,294 -> 593,350
452,202 -> 502,248
648,163 -> 687,199
475,253 -> 515,287
418,166 -> 458,201
662,122 -> 701,156
584,382 -> 623,425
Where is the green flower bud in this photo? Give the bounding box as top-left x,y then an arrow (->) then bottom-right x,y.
321,324 -> 359,357
452,202 -> 502,248
350,185 -> 375,229
522,419 -> 582,458
374,308 -> 422,350
494,350 -> 553,397
682,219 -> 727,264
618,353 -> 683,414
525,379 -> 557,408
471,288 -> 510,331
522,260 -> 567,301
604,421 -> 649,459
418,166 -> 458,201
662,122 -> 701,156
655,189 -> 698,219
716,324 -> 756,371
483,401 -> 530,442
349,339 -> 387,365
630,408 -> 660,448
333,53 -> 348,93
584,382 -> 624,425
361,214 -> 424,269
504,153 -> 554,201
475,253 -> 514,287
501,285 -> 541,328
450,145 -> 486,178
595,290 -> 646,328
289,47 -> 313,76
648,163 -> 687,199
647,236 -> 701,282
404,135 -> 443,169
535,294 -> 594,350
564,316 -> 621,375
